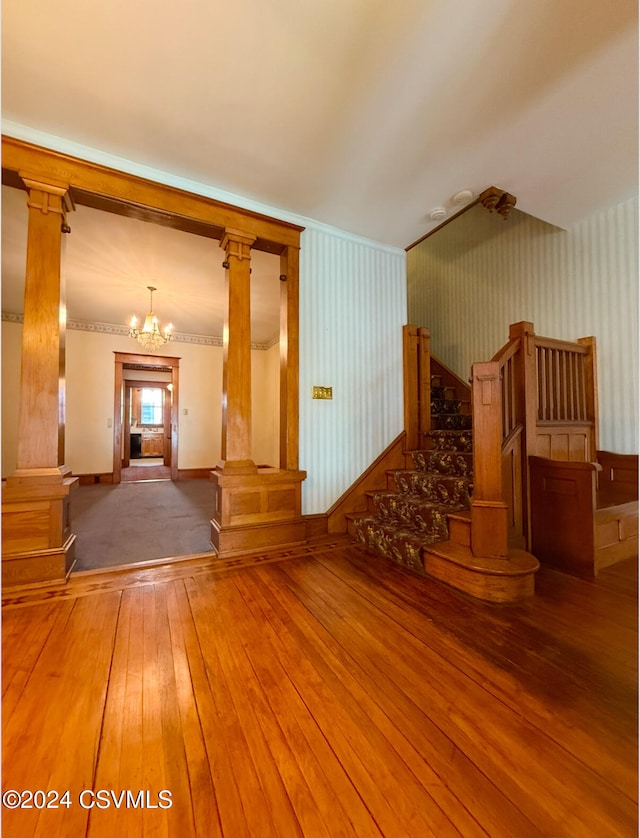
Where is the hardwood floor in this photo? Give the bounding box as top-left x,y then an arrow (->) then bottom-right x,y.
2,539 -> 637,837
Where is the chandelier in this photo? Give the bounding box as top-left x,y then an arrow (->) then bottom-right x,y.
129,286 -> 173,353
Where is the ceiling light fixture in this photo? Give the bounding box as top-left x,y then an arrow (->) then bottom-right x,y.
129,286 -> 173,353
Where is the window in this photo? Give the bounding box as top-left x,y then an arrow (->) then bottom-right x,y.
140,388 -> 163,425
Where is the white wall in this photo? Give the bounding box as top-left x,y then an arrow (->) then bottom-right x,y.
299,225 -> 407,514
251,341 -> 280,467
407,197 -> 638,454
1,320 -> 22,477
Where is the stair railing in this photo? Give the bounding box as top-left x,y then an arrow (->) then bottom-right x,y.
470,321 -> 598,555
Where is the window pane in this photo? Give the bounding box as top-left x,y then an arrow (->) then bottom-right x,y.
141,389 -> 163,424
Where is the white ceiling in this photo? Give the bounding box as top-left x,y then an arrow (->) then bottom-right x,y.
1,1 -> 638,339
1,186 -> 282,344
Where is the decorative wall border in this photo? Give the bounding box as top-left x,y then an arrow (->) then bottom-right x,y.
2,311 -> 279,351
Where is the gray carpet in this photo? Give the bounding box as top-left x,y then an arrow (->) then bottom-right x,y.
72,479 -> 216,571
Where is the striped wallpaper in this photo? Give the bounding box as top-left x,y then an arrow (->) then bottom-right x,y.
407,198 -> 638,455
299,225 -> 406,514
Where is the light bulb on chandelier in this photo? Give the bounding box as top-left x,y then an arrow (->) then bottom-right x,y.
129,286 -> 173,353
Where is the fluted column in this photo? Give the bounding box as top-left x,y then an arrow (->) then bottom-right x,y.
9,174 -> 74,484
218,228 -> 258,474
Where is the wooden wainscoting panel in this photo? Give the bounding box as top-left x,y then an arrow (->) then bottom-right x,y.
2,501 -> 51,553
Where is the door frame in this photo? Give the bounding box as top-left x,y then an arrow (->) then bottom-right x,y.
123,380 -> 173,467
113,352 -> 180,483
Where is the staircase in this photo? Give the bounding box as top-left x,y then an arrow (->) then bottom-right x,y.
350,376 -> 474,575
348,348 -> 540,603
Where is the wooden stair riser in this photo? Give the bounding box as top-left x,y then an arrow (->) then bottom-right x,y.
423,546 -> 537,603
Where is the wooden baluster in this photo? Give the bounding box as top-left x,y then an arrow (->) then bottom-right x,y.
538,346 -> 546,421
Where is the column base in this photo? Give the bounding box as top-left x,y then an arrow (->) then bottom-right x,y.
7,465 -> 73,486
210,466 -> 307,559
215,458 -> 259,475
2,535 -> 77,589
2,476 -> 78,588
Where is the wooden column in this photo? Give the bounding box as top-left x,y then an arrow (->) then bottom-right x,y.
210,235 -> 306,559
218,228 -> 258,474
12,176 -> 74,481
2,174 -> 78,587
279,245 -> 300,471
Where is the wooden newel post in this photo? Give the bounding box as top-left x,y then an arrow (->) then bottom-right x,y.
470,360 -> 509,558
2,174 -> 78,586
218,228 -> 258,474
402,325 -> 431,450
508,320 -> 536,548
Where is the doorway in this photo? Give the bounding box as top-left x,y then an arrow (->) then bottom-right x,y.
122,381 -> 172,481
112,352 -> 180,484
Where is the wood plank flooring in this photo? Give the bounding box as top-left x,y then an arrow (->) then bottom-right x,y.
2,539 -> 637,837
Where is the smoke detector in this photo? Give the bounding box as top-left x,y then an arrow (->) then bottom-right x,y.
429,207 -> 447,222
452,189 -> 474,206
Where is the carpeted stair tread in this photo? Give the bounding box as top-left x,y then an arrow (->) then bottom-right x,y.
432,413 -> 472,431
410,449 -> 473,476
389,472 -> 471,505
355,373 -> 474,576
370,493 -> 467,538
431,397 -> 462,414
426,430 -> 473,452
354,517 -> 447,575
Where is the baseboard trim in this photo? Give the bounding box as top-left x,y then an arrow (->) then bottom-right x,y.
178,468 -> 216,480
75,473 -> 114,485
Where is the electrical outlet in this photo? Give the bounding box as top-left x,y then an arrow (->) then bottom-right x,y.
312,386 -> 333,400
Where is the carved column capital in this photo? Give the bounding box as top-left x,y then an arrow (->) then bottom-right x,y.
220,228 -> 256,262
19,172 -> 74,217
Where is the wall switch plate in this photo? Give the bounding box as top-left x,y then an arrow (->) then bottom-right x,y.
312,386 -> 333,400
